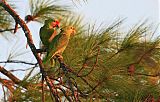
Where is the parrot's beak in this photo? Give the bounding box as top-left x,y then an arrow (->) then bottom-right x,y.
51,20 -> 60,28
71,27 -> 76,36
56,23 -> 60,28
55,20 -> 60,27
65,26 -> 76,36
71,29 -> 76,36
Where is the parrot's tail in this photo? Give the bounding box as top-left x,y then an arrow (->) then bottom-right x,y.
43,54 -> 56,69
42,59 -> 55,77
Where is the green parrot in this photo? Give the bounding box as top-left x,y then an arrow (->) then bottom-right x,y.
43,26 -> 76,65
39,19 -> 60,47
39,18 -> 60,70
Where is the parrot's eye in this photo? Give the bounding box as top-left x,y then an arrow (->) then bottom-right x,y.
70,27 -> 73,29
71,27 -> 75,30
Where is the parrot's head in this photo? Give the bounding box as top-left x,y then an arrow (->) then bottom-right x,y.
44,19 -> 60,28
50,19 -> 60,28
65,26 -> 76,36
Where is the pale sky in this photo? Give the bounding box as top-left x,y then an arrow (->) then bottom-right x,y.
75,0 -> 159,27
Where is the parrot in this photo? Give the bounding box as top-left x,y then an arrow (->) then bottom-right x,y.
39,18 -> 60,48
43,26 -> 76,65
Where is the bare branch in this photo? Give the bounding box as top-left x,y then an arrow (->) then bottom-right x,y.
0,60 -> 38,66
9,66 -> 36,72
0,66 -> 21,84
0,28 -> 18,33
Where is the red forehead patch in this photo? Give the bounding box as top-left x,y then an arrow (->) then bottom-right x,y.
51,20 -> 60,27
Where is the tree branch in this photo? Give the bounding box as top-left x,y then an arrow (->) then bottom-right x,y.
0,66 -> 21,84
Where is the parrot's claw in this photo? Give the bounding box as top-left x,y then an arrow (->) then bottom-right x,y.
55,54 -> 63,60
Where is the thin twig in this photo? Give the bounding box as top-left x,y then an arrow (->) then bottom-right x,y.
0,78 -> 15,93
78,47 -> 100,77
2,85 -> 6,102
0,60 -> 38,65
9,66 -> 37,72
42,74 -> 45,102
134,72 -> 160,77
0,27 -> 20,33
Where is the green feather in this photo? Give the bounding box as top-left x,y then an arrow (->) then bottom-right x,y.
40,26 -> 55,46
43,30 -> 64,63
39,18 -> 59,46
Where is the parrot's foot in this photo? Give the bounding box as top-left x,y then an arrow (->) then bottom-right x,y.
55,54 -> 63,60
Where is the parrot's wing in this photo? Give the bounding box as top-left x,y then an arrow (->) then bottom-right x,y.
40,26 -> 55,46
42,33 -> 62,63
54,33 -> 70,54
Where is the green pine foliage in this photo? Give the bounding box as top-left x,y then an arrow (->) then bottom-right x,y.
0,2 -> 14,30
29,0 -> 71,23
63,20 -> 160,101
9,21 -> 160,102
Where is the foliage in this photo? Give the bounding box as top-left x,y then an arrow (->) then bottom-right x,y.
11,20 -> 160,102
0,2 -> 14,30
29,0 -> 71,23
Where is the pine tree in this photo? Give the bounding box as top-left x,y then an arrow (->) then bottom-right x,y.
0,0 -> 160,102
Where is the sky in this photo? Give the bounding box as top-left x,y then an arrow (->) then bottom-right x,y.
0,0 -> 160,99
75,0 -> 159,32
